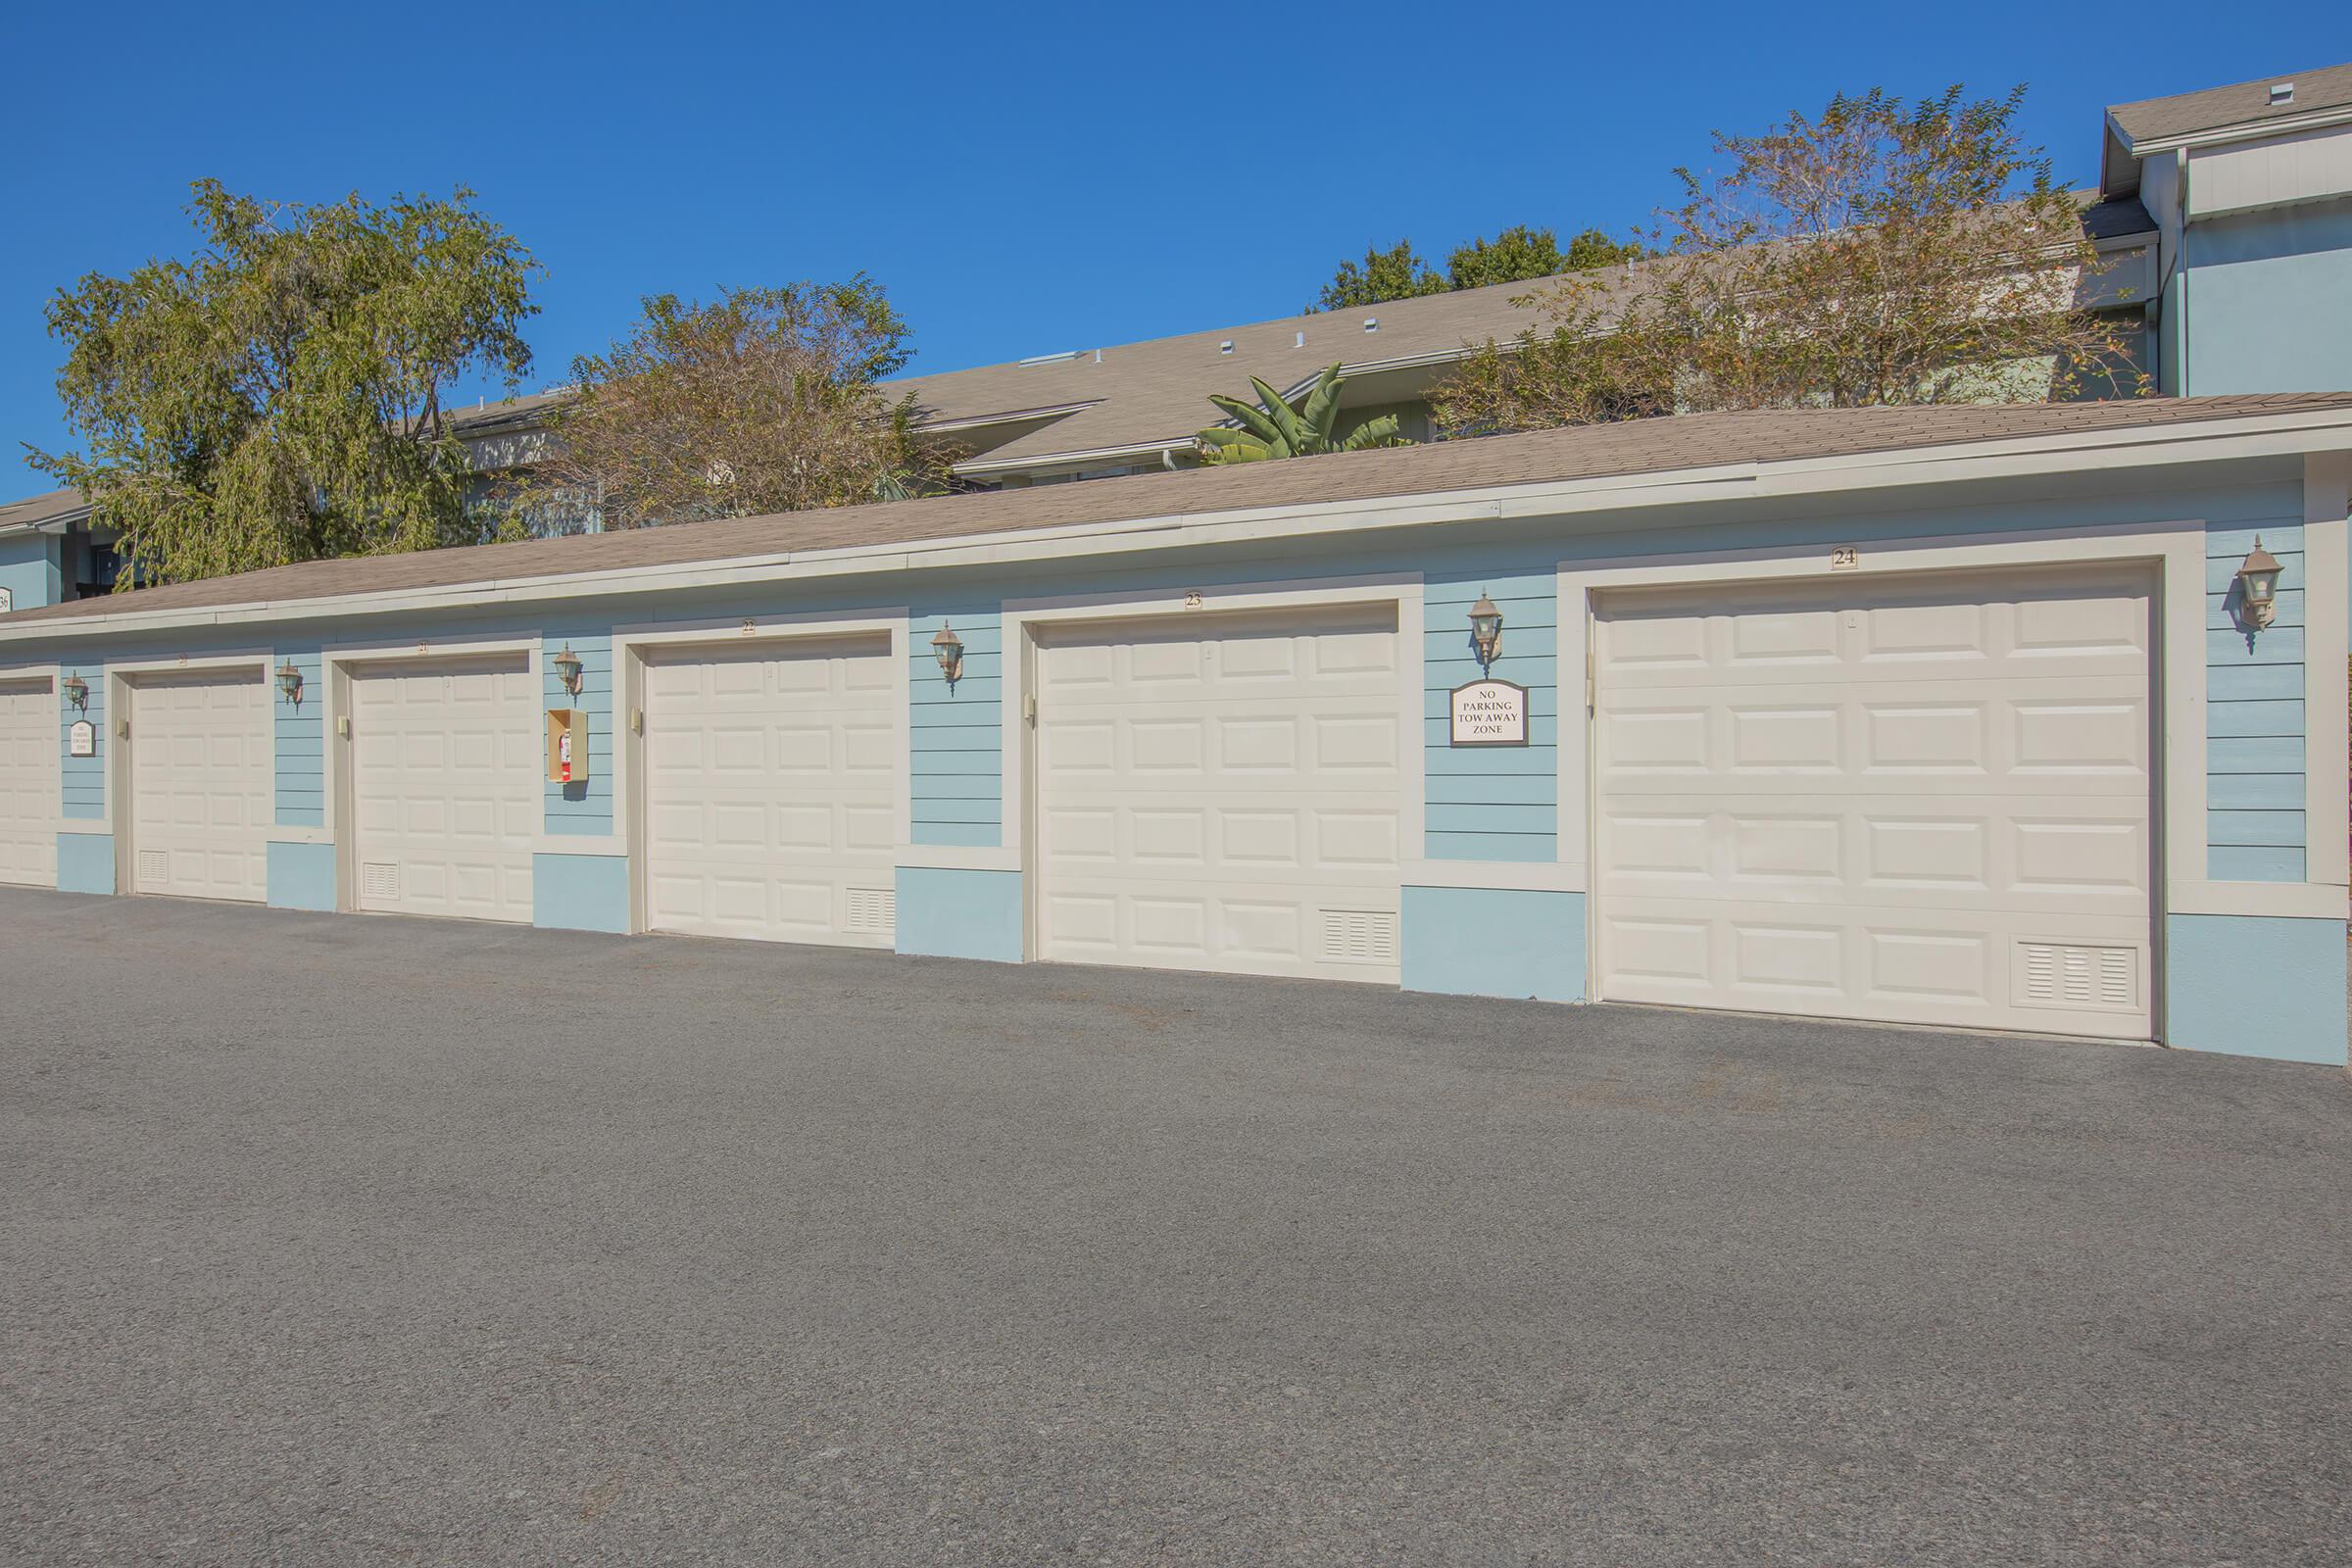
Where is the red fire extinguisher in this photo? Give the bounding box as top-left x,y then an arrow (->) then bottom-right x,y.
558,726 -> 573,783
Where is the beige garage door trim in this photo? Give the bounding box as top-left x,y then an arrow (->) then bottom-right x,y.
639,634 -> 899,948
1591,564 -> 2155,1040
127,669 -> 271,904
0,676 -> 58,888
347,654 -> 539,923
1031,604 -> 1405,984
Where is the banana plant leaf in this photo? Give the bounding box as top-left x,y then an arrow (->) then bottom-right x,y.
1297,363 -> 1346,444
1336,413 -> 1402,451
1205,392 -> 1290,450
1194,427 -> 1274,464
1248,376 -> 1311,454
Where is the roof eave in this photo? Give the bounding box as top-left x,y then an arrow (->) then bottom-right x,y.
2121,102 -> 2352,159
9,404 -> 2348,646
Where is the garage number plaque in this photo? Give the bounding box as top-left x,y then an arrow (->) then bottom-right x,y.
1448,678 -> 1529,747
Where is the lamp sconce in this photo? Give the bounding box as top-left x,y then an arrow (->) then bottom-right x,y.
275,659 -> 306,709
62,671 -> 89,712
550,644 -> 585,697
1468,592 -> 1504,671
2234,538 -> 2282,631
931,621 -> 965,687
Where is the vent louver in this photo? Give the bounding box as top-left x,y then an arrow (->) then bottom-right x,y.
846,887 -> 897,934
2015,941 -> 2135,1012
360,861 -> 401,902
1321,908 -> 1399,966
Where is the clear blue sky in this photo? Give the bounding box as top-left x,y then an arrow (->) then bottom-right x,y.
1,1 -> 2336,492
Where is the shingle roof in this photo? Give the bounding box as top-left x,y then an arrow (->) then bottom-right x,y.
6,395 -> 2342,630
0,488 -> 90,535
2109,62 -> 2352,146
889,193 -> 2154,472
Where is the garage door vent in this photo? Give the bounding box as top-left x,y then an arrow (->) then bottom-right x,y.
1321,908 -> 1399,966
360,861 -> 401,902
846,886 -> 897,935
2015,941 -> 2135,1012
137,848 -> 169,887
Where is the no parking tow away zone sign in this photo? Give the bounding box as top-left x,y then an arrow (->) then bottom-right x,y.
1448,678 -> 1528,747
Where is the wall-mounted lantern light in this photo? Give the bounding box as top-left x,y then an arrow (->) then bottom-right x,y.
1468,592 -> 1504,670
551,644 -> 585,696
62,671 -> 89,711
931,622 -> 965,686
2234,538 -> 2283,630
275,659 -> 306,708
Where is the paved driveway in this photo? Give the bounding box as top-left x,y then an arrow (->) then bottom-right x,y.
2,887 -> 2347,1566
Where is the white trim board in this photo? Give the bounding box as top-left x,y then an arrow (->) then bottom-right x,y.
2303,453 -> 2350,890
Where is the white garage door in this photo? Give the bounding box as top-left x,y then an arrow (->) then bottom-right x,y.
0,677 -> 57,887
350,656 -> 539,922
1592,566 -> 2153,1039
1035,608 -> 1403,983
643,637 -> 898,947
129,670 -> 270,903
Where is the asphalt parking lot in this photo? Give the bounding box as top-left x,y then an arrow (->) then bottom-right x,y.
2,886 -> 2347,1566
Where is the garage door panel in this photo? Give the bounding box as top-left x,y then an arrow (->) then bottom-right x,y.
1601,801 -> 2147,912
1595,568 -> 2152,1039
130,673 -> 270,903
644,638 -> 897,949
350,658 -> 537,924
0,682 -> 58,887
1598,894 -> 2149,1035
1037,608 -> 1402,985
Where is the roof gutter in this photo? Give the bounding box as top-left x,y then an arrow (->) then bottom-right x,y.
6,407 -> 2348,648
2119,103 -> 2352,159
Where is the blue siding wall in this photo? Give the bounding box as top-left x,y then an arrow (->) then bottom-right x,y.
542,628 -> 612,835
1424,568 -> 1557,862
0,533 -> 63,611
909,605 -> 1001,848
273,648 -> 323,827
2205,522 -> 2305,881
59,662 -> 104,820
2182,198 -> 2352,396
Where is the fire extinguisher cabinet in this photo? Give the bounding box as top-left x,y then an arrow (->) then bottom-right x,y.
545,709 -> 590,784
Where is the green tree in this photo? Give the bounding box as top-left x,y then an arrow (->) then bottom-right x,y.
1308,240 -> 1446,313
1315,225 -> 1642,311
1195,363 -> 1406,463
1446,224 -> 1568,290
1560,227 -> 1646,272
28,179 -> 538,586
508,278 -> 945,529
1435,86 -> 2145,434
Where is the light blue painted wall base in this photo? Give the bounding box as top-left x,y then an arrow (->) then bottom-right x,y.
532,853 -> 630,934
1400,885 -> 1586,1003
2165,913 -> 2347,1066
266,841 -> 337,911
896,866 -> 1023,963
55,833 -> 114,895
